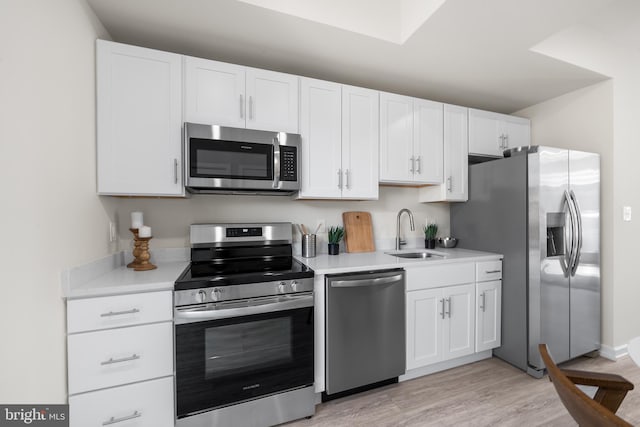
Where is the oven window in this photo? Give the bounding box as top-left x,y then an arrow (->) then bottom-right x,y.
190,138 -> 273,180
204,317 -> 292,379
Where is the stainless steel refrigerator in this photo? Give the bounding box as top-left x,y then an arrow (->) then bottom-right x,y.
451,146 -> 600,377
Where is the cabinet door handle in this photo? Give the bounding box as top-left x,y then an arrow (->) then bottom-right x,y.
445,298 -> 451,318
102,411 -> 142,425
240,94 -> 244,119
100,308 -> 140,317
249,96 -> 254,120
173,158 -> 179,184
447,176 -> 452,192
485,270 -> 501,274
480,292 -> 486,312
100,354 -> 140,366
440,298 -> 445,319
415,156 -> 421,174
345,169 -> 350,189
504,134 -> 509,148
337,169 -> 342,189
409,157 -> 415,174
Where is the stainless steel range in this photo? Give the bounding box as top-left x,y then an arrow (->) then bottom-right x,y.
174,223 -> 315,427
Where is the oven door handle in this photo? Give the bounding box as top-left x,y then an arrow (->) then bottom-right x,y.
174,292 -> 313,324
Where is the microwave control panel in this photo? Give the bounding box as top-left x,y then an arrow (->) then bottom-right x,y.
281,146 -> 297,181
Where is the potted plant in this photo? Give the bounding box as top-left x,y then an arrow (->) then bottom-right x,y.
327,226 -> 344,255
424,223 -> 438,249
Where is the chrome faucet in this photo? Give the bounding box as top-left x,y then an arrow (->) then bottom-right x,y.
396,208 -> 415,250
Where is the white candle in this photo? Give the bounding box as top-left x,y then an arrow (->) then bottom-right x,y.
131,212 -> 144,229
138,225 -> 152,238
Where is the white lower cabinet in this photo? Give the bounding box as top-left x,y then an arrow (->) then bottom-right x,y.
66,291 -> 174,427
69,377 -> 174,427
406,261 -> 501,373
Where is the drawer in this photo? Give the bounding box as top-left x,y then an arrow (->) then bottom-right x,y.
68,322 -> 173,395
67,291 -> 172,333
476,260 -> 502,282
69,376 -> 173,427
406,263 -> 475,291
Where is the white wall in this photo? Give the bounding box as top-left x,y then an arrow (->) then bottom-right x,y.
532,18 -> 640,354
515,80 -> 614,346
112,187 -> 451,254
0,0 -> 113,402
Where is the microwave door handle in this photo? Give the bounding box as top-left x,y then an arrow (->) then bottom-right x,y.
272,135 -> 280,189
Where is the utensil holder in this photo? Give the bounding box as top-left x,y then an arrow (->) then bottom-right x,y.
302,234 -> 316,258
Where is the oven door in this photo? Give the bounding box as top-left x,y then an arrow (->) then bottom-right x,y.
174,293 -> 314,419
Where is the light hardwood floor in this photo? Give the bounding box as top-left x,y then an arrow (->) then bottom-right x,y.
287,355 -> 640,426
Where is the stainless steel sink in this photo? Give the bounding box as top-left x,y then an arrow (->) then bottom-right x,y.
386,251 -> 445,259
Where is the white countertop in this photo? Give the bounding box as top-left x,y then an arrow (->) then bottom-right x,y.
63,261 -> 189,300
295,247 -> 502,275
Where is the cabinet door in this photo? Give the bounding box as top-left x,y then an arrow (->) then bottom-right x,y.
96,40 -> 183,196
476,280 -> 502,352
246,68 -> 299,133
379,92 -> 414,183
503,115 -> 530,150
298,78 -> 342,199
468,108 -> 503,157
413,99 -> 444,184
407,289 -> 444,369
341,85 -> 379,199
443,104 -> 468,201
442,283 -> 475,360
183,56 -> 246,128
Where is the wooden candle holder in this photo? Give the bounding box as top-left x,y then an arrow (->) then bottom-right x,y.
127,228 -> 157,271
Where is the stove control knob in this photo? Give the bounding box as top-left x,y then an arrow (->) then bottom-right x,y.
211,288 -> 222,300
291,280 -> 298,291
278,282 -> 287,293
195,290 -> 206,304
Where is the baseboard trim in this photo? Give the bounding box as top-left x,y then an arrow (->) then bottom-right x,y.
399,350 -> 493,382
599,344 -> 628,361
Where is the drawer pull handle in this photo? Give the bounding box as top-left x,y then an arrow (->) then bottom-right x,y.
101,354 -> 140,366
100,308 -> 140,317
102,411 -> 141,425
484,270 -> 501,274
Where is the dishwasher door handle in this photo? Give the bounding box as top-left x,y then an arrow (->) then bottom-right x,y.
330,274 -> 403,288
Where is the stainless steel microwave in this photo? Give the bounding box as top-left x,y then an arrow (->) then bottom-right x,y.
184,123 -> 301,195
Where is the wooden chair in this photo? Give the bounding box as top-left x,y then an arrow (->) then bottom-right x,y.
539,343 -> 634,427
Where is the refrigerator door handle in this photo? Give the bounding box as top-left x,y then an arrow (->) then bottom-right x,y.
569,190 -> 583,276
562,190 -> 577,277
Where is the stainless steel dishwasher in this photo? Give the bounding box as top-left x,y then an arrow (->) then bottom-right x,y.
325,268 -> 405,398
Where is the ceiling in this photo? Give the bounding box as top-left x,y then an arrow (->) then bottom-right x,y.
85,0 -> 624,113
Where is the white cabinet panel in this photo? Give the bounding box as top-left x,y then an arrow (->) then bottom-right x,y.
246,68 -> 299,133
380,92 -> 414,183
413,99 -> 444,184
67,322 -> 173,395
504,115 -> 531,149
443,284 -> 475,360
341,85 -> 379,199
69,377 -> 173,427
97,40 -> 183,196
67,291 -> 172,334
475,260 -> 503,283
407,289 -> 443,369
469,108 -> 530,157
183,56 -> 246,128
406,263 -> 475,291
476,280 -> 502,352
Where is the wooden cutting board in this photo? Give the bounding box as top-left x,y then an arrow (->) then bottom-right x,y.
342,211 -> 375,253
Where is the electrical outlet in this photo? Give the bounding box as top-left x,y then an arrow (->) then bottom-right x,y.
109,221 -> 117,242
624,206 -> 632,222
316,219 -> 326,233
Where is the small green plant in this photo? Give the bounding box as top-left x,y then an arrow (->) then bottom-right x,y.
423,223 -> 438,240
328,226 -> 345,244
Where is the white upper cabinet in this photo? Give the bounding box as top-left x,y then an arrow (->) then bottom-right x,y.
97,40 -> 184,196
341,85 -> 379,199
298,78 -> 379,200
469,108 -> 530,157
379,92 -> 443,185
419,104 -> 468,202
183,57 -> 299,133
183,56 -> 246,128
